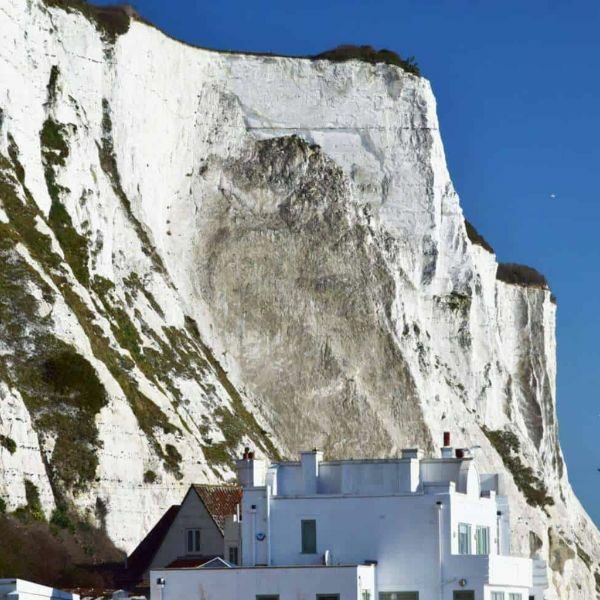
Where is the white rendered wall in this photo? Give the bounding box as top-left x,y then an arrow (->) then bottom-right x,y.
150,565 -> 374,600
149,490 -> 224,573
239,485 -> 535,598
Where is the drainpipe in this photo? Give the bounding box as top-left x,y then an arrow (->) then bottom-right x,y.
250,504 -> 257,566
436,501 -> 443,600
267,485 -> 272,566
496,511 -> 502,555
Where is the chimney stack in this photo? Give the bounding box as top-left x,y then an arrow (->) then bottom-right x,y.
236,448 -> 266,487
441,431 -> 454,458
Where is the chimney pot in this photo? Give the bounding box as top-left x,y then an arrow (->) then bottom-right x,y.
248,451 -> 255,459
443,431 -> 451,447
455,448 -> 465,459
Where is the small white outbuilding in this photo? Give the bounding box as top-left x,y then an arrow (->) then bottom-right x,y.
0,579 -> 80,600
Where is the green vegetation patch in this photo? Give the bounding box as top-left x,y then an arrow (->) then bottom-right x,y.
0,246 -> 107,492
39,116 -> 91,287
312,45 -> 420,76
42,0 -> 131,42
465,219 -> 495,254
143,470 -> 157,484
1,140 -> 184,486
496,263 -> 549,290
576,543 -> 593,570
434,291 -> 471,313
0,435 -> 17,454
13,480 -> 45,523
185,317 -> 280,464
482,427 -> 554,510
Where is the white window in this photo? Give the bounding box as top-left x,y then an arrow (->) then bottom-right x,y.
458,523 -> 471,554
475,525 -> 490,555
508,595 -> 522,600
491,593 -> 505,600
186,528 -> 201,553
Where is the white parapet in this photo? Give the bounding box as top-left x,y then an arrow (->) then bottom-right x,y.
0,579 -> 80,600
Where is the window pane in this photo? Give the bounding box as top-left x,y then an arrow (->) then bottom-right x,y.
379,594 -> 418,600
194,529 -> 201,551
476,526 -> 489,555
301,519 -> 317,553
491,593 -> 505,600
509,595 -> 522,600
187,530 -> 193,553
458,523 -> 471,554
229,546 -> 239,565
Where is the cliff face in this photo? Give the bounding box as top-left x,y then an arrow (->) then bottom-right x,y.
0,1 -> 598,596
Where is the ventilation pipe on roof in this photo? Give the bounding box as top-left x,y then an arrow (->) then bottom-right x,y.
441,431 -> 453,458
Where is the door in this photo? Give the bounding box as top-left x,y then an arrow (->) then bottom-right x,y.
453,592 -> 475,600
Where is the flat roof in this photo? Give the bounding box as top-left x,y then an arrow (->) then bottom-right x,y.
154,563 -> 375,572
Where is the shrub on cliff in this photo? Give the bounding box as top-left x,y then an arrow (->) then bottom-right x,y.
312,45 -> 420,76
465,219 -> 495,254
496,262 -> 549,289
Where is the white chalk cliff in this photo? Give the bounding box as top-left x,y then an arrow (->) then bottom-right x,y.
0,1 -> 598,596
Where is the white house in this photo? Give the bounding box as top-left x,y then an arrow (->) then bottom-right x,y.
127,484 -> 241,588
0,579 -> 80,600
151,437 -> 548,600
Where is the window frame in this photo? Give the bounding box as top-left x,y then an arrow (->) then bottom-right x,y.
458,523 -> 472,554
228,545 -> 239,565
185,528 -> 201,554
475,525 -> 490,555
301,519 -> 317,554
452,592 -> 475,600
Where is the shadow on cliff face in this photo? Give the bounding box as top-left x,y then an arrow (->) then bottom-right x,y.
193,135 -> 434,457
0,512 -> 125,589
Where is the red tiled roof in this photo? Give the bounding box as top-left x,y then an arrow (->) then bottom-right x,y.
166,555 -> 219,569
192,484 -> 242,533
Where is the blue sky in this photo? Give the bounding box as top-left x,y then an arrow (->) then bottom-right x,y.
103,0 -> 600,523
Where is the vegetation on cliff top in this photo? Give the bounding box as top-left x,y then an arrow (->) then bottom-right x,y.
465,219 -> 495,254
496,262 -> 549,290
312,45 -> 420,76
42,0 -> 131,42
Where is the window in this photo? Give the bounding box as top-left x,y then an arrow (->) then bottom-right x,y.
228,546 -> 239,565
491,593 -> 505,600
475,525 -> 490,555
509,595 -> 523,600
301,519 -> 317,554
458,523 -> 471,554
362,592 -> 371,600
452,593 -> 474,600
379,594 -> 419,600
256,596 -> 279,600
186,528 -> 201,553
316,596 -> 340,600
